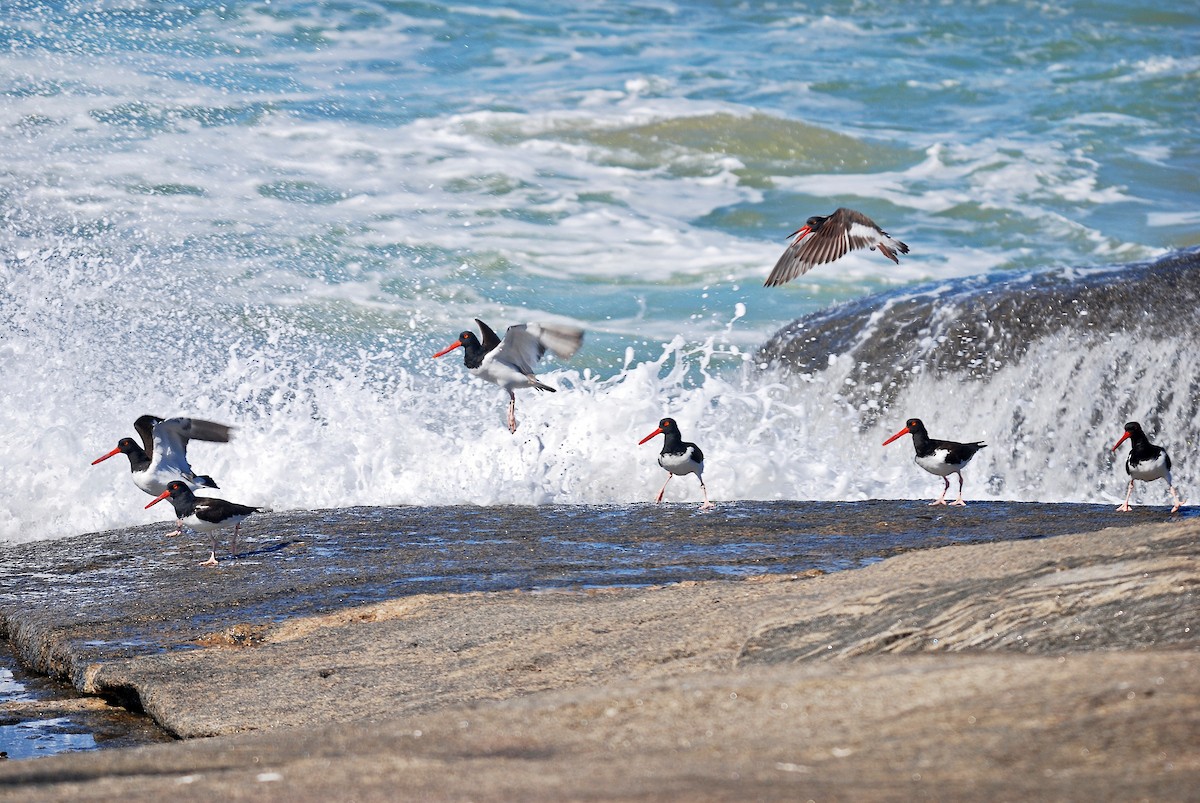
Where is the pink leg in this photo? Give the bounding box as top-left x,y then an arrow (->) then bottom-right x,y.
199,532 -> 219,566
929,476 -> 950,506
698,478 -> 714,511
949,472 -> 967,506
655,473 -> 672,503
231,523 -> 240,560
507,392 -> 518,434
1115,479 -> 1134,512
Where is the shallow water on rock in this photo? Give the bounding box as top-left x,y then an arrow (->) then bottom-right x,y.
0,643 -> 174,761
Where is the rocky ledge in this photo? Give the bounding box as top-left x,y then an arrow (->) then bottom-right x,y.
0,505 -> 1196,800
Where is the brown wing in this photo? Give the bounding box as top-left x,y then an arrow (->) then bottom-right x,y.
764,223 -> 851,286
765,208 -> 897,286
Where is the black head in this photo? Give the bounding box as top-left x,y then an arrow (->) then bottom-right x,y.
436,328 -> 477,360
92,437 -> 148,466
433,330 -> 483,361
1112,420 -> 1147,452
806,214 -> 828,229
639,417 -> 684,446
166,480 -> 191,497
882,417 -> 926,447
145,479 -> 197,512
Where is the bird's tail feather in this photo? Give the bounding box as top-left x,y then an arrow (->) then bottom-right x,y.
876,245 -> 898,264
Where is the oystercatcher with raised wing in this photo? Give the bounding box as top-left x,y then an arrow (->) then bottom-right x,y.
1112,421 -> 1183,513
639,417 -> 713,510
883,418 -> 986,506
765,207 -> 909,287
433,319 -> 584,433
92,415 -> 232,535
146,480 -> 260,566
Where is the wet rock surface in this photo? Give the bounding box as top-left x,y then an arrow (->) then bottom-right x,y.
0,501 -> 1143,685
0,503 -> 1197,800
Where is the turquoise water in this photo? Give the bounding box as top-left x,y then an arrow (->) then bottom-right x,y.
2,1 -> 1197,539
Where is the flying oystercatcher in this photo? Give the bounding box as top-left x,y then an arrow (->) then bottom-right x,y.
764,207 -> 909,287
92,415 -> 232,535
883,418 -> 986,506
639,417 -> 713,510
146,480 -> 260,566
433,319 -> 584,433
1112,421 -> 1183,513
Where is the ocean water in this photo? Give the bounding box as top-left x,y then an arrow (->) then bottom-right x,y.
2,1 -> 1198,542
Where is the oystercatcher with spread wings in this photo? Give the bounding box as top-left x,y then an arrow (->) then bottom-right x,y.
765,207 -> 909,287
92,415 -> 232,535
1112,421 -> 1183,513
433,319 -> 583,433
883,418 -> 986,507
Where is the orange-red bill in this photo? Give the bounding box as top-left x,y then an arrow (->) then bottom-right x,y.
1111,431 -> 1131,452
882,425 -> 911,446
145,489 -> 171,509
91,447 -> 121,465
432,340 -> 462,359
638,427 -> 664,445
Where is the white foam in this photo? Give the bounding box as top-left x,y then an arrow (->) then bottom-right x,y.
2,1 -> 1194,542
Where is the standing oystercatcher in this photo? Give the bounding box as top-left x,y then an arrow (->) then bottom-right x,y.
92,415 -> 232,535
639,417 -> 713,510
433,319 -> 584,433
764,207 -> 909,287
146,480 -> 260,566
1112,421 -> 1183,513
883,418 -> 986,506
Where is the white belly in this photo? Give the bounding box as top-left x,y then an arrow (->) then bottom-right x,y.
659,449 -> 702,477
1128,453 -> 1169,482
915,449 -> 959,477
185,513 -> 246,533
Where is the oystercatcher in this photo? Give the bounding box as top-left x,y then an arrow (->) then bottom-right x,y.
92,415 -> 232,535
764,207 -> 909,287
638,417 -> 713,510
146,480 -> 260,566
883,418 -> 986,506
433,319 -> 584,433
1111,421 -> 1183,513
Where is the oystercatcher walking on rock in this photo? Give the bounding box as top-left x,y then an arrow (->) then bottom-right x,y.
883,418 -> 986,506
1112,421 -> 1183,513
146,480 -> 260,566
639,417 -> 713,510
765,207 -> 909,287
433,319 -> 584,433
